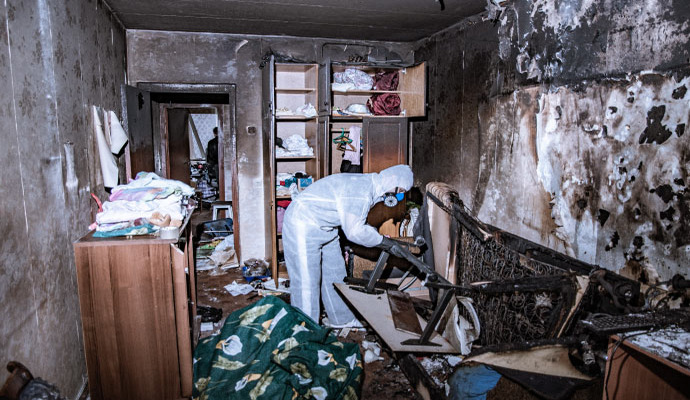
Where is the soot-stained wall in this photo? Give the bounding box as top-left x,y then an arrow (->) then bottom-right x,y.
126,31 -> 413,258
0,0 -> 125,396
412,0 -> 689,281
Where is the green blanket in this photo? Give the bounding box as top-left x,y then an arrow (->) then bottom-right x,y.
193,296 -> 363,400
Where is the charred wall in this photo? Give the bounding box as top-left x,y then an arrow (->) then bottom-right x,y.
0,0 -> 125,396
126,31 -> 414,258
412,0 -> 690,281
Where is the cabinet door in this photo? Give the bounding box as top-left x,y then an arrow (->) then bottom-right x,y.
171,244 -> 193,397
122,85 -> 154,175
318,59 -> 331,115
318,116 -> 330,177
362,117 -> 408,227
75,242 -> 180,400
262,56 -> 278,279
399,62 -> 426,118
362,117 -> 408,173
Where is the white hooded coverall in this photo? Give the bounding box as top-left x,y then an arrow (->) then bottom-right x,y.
282,164 -> 414,325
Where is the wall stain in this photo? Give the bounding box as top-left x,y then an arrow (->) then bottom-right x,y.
672,85 -> 687,99
660,206 -> 675,221
639,105 -> 672,145
597,208 -> 610,226
605,230 -> 620,251
651,184 -> 675,203
18,85 -> 36,116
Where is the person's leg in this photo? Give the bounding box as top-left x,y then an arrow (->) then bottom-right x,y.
282,206 -> 323,322
320,236 -> 356,326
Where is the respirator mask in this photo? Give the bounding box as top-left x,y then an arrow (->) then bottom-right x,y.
383,190 -> 405,208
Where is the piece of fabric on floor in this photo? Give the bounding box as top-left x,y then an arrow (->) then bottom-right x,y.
193,296 -> 363,400
447,364 -> 501,400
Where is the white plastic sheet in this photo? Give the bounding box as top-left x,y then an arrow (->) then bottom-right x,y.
93,106 -> 118,187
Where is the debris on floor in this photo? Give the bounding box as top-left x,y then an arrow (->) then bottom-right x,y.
224,281 -> 255,296
362,340 -> 383,363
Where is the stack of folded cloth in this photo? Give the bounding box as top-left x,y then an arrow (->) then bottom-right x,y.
93,172 -> 195,237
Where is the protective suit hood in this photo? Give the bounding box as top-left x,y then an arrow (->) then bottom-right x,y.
373,164 -> 413,199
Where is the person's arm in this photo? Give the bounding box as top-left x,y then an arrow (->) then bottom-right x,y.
338,199 -> 383,248
340,208 -> 407,258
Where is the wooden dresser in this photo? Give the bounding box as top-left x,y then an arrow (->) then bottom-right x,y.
73,222 -> 197,400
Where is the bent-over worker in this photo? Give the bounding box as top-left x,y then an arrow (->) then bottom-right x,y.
282,164 -> 413,327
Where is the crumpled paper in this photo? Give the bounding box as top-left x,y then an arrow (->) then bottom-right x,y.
362,340 -> 383,363
224,281 -> 254,296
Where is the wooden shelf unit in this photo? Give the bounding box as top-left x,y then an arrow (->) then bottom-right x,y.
265,61 -> 322,282
263,59 -> 426,284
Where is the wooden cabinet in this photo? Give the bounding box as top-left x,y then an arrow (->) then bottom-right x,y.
263,58 -> 322,281
73,224 -> 196,400
329,63 -> 426,118
604,335 -> 690,400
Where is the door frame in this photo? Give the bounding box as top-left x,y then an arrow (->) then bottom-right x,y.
137,83 -> 239,260
159,103 -> 224,189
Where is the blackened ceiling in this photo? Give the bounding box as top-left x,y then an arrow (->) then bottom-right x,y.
104,0 -> 488,42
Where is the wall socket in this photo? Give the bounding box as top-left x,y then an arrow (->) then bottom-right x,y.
247,126 -> 257,135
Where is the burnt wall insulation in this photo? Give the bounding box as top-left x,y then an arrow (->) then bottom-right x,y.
0,0 -> 126,396
126,31 -> 414,259
412,0 -> 690,281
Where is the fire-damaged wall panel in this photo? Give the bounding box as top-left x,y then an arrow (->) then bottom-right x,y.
0,0 -> 126,396
412,0 -> 690,281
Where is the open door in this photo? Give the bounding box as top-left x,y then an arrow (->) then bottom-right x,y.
362,117 -> 409,227
122,85 -> 154,178
165,108 -> 192,184
262,56 -> 278,282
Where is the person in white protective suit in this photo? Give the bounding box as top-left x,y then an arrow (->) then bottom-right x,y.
282,164 -> 413,327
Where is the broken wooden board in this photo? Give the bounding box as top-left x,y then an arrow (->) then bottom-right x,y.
335,283 -> 458,353
464,345 -> 593,380
388,290 -> 423,335
558,275 -> 590,337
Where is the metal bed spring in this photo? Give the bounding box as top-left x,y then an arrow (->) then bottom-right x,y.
458,226 -> 574,346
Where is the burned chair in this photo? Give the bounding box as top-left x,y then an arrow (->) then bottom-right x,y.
347,183 -> 688,365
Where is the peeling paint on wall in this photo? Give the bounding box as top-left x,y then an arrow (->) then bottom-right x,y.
532,74 -> 690,275
413,0 -> 690,283
495,0 -> 690,83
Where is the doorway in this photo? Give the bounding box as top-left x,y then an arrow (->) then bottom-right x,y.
123,83 -> 239,258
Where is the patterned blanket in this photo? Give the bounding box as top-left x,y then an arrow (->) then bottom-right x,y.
193,296 -> 363,399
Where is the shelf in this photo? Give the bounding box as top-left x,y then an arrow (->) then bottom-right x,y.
276,195 -> 292,200
275,115 -> 317,121
276,87 -> 316,93
331,113 -> 406,119
276,156 -> 315,161
333,90 -> 402,94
